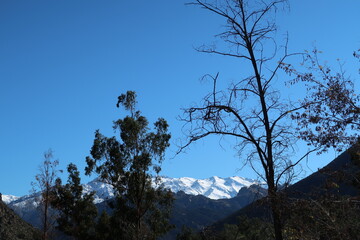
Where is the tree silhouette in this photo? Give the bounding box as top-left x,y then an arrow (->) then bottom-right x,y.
181,1 -> 314,239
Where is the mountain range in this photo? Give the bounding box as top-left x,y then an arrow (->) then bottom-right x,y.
3,175 -> 260,205
3,175 -> 264,239
2,148 -> 360,239
154,176 -> 260,199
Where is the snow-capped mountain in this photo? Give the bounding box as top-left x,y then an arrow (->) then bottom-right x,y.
2,194 -> 20,204
83,179 -> 116,203
3,176 -> 261,206
83,176 -> 260,202
155,176 -> 259,199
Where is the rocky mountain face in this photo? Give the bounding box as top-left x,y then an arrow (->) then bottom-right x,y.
164,184 -> 267,239
170,183 -> 267,231
0,198 -> 41,240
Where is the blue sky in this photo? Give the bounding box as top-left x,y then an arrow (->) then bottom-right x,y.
1,0 -> 360,196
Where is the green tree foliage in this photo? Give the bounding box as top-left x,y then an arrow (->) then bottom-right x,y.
50,163 -> 98,240
95,211 -> 112,240
85,91 -> 173,240
221,217 -> 273,240
176,226 -> 201,240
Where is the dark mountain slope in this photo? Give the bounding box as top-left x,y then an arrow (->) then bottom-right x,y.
213,147 -> 360,228
0,198 -> 41,240
170,184 -> 267,231
161,185 -> 267,239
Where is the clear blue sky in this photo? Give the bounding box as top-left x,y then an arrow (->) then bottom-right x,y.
1,0 -> 360,196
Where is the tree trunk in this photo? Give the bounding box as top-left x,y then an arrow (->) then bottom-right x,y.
43,190 -> 49,240
269,188 -> 283,240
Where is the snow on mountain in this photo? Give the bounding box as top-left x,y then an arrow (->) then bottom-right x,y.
9,193 -> 41,208
4,176 -> 261,206
83,179 -> 115,204
156,176 -> 259,199
2,194 -> 20,204
84,176 -> 260,201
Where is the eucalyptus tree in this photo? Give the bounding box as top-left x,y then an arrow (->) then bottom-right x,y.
85,91 -> 173,240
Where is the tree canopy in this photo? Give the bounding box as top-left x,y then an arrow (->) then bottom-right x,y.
85,91 -> 174,240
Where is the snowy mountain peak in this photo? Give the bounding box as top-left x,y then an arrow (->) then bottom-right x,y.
155,176 -> 259,199
83,179 -> 116,204
2,195 -> 19,204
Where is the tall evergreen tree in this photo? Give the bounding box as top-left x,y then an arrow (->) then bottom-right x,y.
85,91 -> 173,240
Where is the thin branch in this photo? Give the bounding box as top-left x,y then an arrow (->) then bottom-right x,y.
275,147 -> 319,187
197,48 -> 252,60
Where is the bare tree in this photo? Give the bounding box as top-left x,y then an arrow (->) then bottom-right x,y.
180,1 -> 315,239
32,149 -> 61,240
